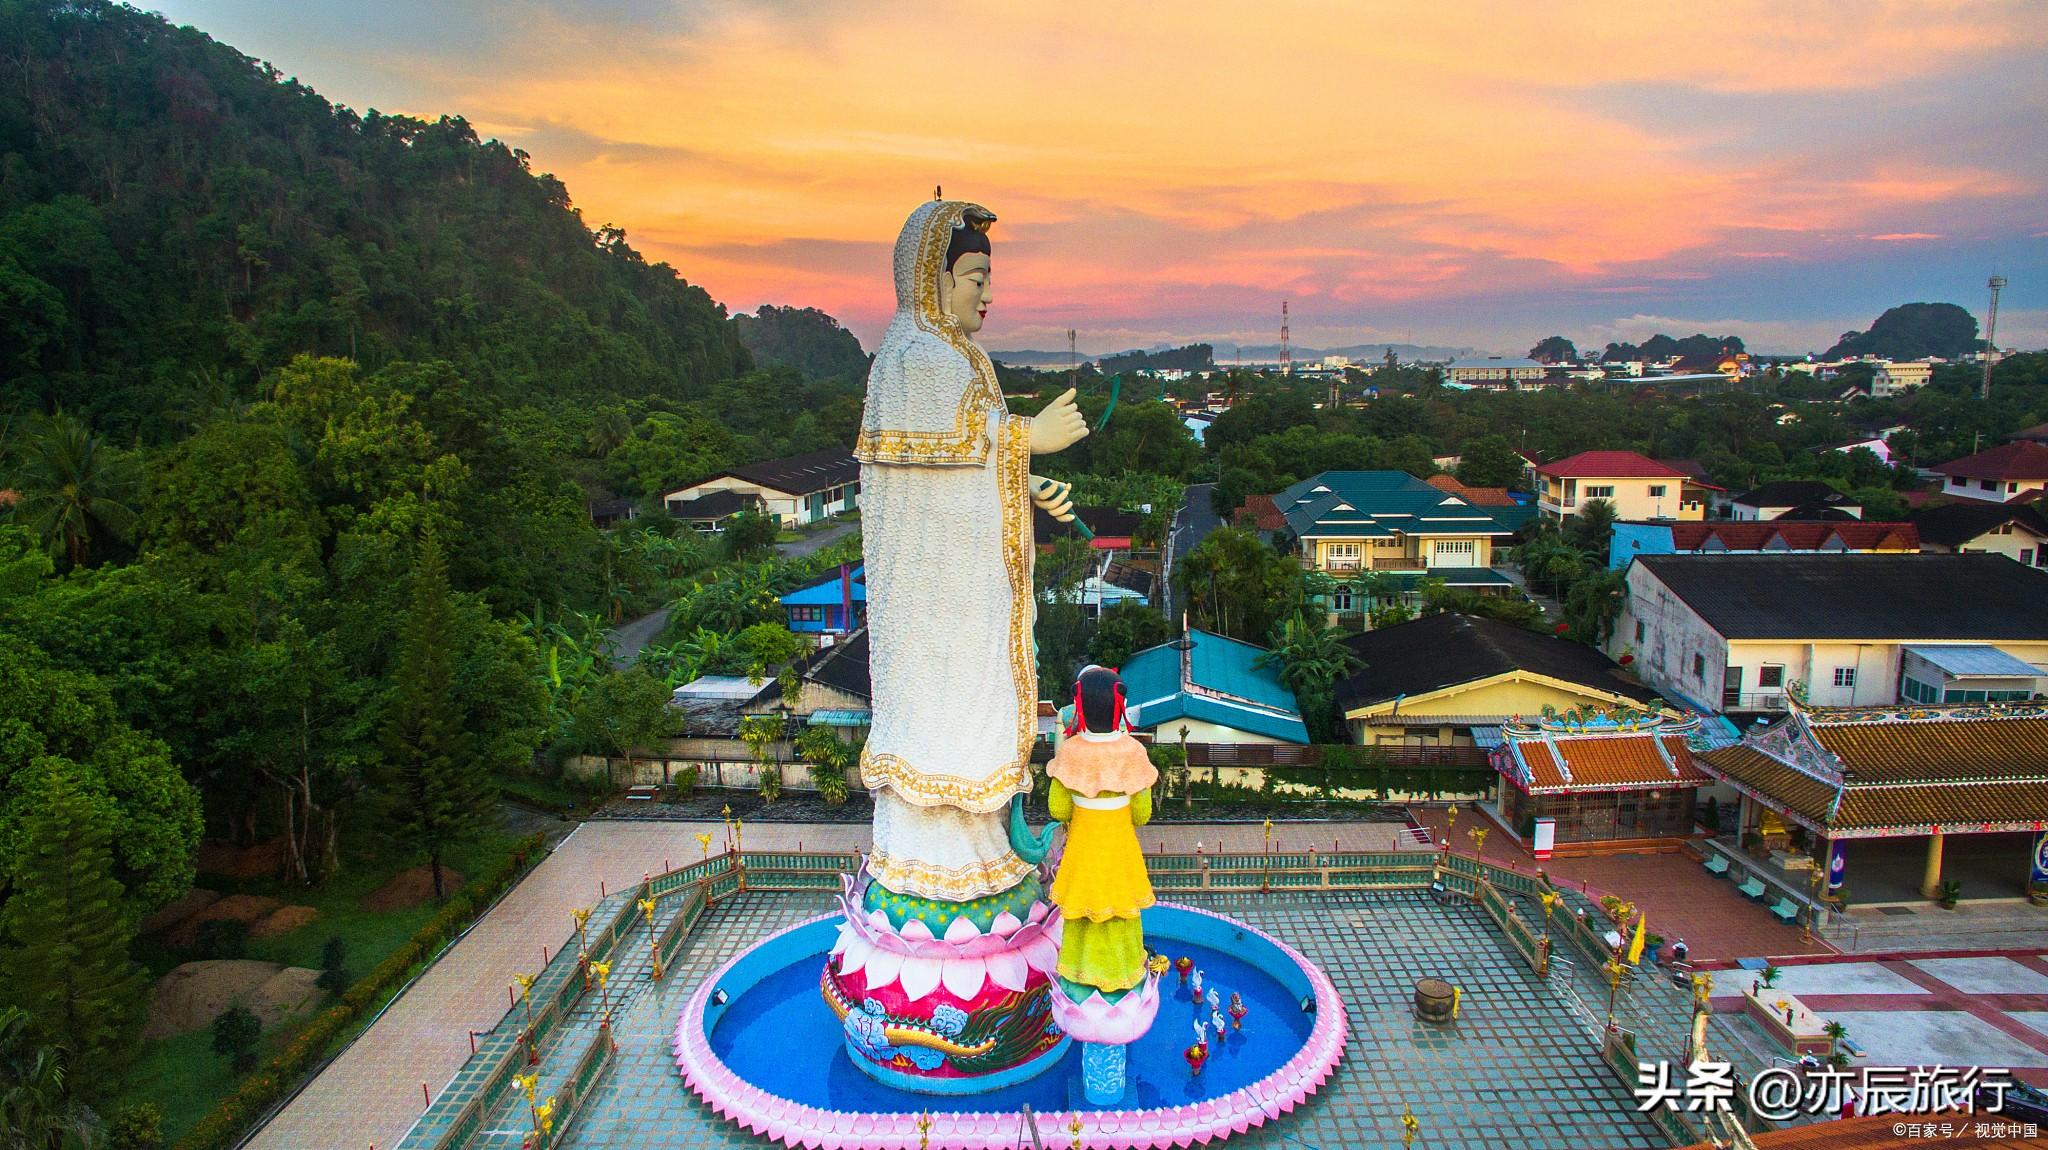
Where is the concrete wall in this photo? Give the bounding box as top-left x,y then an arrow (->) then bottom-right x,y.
1348,673 -> 1673,744
1139,717 -> 1295,745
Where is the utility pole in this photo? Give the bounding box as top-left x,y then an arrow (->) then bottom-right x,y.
1280,301 -> 1291,377
1067,328 -> 1078,393
1982,274 -> 2005,400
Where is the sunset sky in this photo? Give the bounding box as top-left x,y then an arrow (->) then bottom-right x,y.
156,1 -> 2048,356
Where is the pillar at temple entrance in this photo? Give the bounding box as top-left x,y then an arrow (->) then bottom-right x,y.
1919,830 -> 1946,900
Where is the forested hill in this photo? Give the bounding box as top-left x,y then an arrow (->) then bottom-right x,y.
0,0 -> 749,438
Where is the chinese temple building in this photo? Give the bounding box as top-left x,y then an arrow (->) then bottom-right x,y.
1698,699 -> 2048,904
1488,708 -> 1716,850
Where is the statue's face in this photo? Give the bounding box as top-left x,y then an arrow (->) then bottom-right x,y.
940,252 -> 992,334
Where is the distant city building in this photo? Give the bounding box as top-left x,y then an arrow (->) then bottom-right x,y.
1441,357 -> 1545,390
1870,360 -> 1935,397
1727,480 -> 1862,522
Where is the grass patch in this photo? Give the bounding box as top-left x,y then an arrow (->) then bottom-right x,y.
117,830 -> 525,1144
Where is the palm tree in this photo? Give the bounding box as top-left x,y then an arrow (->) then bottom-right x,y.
1257,613 -> 1364,700
585,408 -> 633,458
8,410 -> 136,567
0,1006 -> 94,1150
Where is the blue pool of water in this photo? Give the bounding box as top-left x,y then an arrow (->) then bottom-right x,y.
704,906 -> 1316,1112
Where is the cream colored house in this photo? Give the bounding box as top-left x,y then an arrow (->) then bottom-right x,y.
1533,451 -> 1710,522
1612,553 -> 2048,714
1871,360 -> 1934,397
663,448 -> 859,527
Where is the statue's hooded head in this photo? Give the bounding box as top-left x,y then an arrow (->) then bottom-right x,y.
892,200 -> 996,339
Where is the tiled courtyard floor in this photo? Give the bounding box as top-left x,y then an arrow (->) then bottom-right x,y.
1407,806 -> 1831,964
1708,953 -> 2048,1089
251,819 -> 1414,1150
545,889 -> 1666,1150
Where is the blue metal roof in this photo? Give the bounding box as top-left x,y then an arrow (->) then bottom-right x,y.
782,563 -> 865,607
1121,630 -> 1310,744
1902,644 -> 2044,678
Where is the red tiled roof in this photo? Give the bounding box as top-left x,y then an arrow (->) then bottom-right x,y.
1235,493 -> 1288,531
1533,450 -> 1688,479
1932,440 -> 2048,481
1508,732 -> 1712,794
1424,474 -> 1518,506
2007,420 -> 2048,443
1665,521 -> 1919,552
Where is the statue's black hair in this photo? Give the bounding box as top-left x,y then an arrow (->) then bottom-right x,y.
1076,665 -> 1121,734
945,223 -> 991,272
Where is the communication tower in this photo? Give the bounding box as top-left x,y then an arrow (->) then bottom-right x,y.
1280,301 -> 1291,376
1982,275 -> 2006,400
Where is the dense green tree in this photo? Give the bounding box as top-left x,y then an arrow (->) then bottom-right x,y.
571,667 -> 677,776
1566,499 -> 1618,558
0,765 -> 147,1101
733,306 -> 871,384
1175,527 -> 1299,644
376,532 -> 489,902
209,1006 -> 260,1076
1087,601 -> 1173,668
722,510 -> 780,561
1454,433 -> 1523,489
1256,614 -> 1362,743
6,410 -> 136,567
1528,336 -> 1577,364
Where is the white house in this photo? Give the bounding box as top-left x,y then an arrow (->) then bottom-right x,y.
1610,553 -> 2048,715
664,449 -> 860,528
1932,441 -> 2048,505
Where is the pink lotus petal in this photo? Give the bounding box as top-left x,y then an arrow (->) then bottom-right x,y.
899,955 -> 943,1001
984,949 -> 1029,992
1046,917 -> 1064,945
867,908 -> 891,932
943,915 -> 982,942
830,924 -> 851,957
941,957 -> 987,1000
900,917 -> 936,941
864,947 -> 904,989
1025,901 -> 1049,924
989,910 -> 1023,937
838,935 -> 871,977
1022,934 -> 1060,973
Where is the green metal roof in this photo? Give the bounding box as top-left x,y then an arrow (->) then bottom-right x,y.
1274,471 -> 1522,541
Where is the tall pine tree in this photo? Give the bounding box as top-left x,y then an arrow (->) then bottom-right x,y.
379,530 -> 491,901
0,765 -> 147,1100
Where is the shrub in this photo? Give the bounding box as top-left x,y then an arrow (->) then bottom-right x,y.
667,765 -> 699,801
211,1006 -> 260,1075
315,936 -> 348,996
108,1101 -> 165,1150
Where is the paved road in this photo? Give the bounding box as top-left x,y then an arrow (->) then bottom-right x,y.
1165,482 -> 1220,619
601,608 -> 669,669
775,518 -> 859,560
251,818 -> 1412,1150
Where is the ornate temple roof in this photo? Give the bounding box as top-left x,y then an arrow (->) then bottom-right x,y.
1696,699 -> 2048,838
1490,708 -> 1714,795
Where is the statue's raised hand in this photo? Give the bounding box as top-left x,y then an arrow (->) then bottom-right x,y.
1028,387 -> 1089,455
1031,476 -> 1074,522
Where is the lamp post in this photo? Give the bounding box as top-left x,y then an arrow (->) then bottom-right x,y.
640,897 -> 661,979
514,974 -> 538,1064
1602,958 -> 1626,1030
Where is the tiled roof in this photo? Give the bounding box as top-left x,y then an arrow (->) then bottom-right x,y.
1533,451 -> 1687,479
724,448 -> 860,495
1908,499 -> 2048,548
1656,458 -> 1712,483
1636,553 -> 2048,640
1235,493 -> 1289,530
1932,439 -> 2048,481
1664,521 -> 1919,552
1424,474 -> 1518,506
2008,421 -> 2048,444
1730,479 -> 1852,509
1337,612 -> 1665,712
1698,705 -> 2048,835
1506,732 -> 1712,794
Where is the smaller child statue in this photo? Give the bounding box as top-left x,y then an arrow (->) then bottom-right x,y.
1228,991 -> 1247,1031
1047,665 -> 1159,994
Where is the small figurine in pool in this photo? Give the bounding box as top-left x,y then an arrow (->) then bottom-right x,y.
1211,1006 -> 1227,1039
1186,1020 -> 1210,1076
1147,952 -> 1170,981
1206,987 -> 1220,1016
1228,991 -> 1247,1031
1191,967 -> 1205,1002
1046,664 -> 1160,999
1174,955 -> 1193,987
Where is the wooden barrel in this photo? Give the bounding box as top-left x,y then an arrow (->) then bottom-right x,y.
1413,978 -> 1455,1024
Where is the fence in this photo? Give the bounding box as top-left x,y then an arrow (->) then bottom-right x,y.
401,844 -> 1716,1150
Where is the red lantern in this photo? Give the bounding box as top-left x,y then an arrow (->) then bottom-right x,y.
1554,623 -> 1569,636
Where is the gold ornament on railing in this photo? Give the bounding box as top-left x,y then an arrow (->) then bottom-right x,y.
1401,1103 -> 1419,1147
696,831 -> 714,860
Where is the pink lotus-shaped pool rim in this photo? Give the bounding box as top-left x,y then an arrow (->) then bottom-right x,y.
1046,972 -> 1161,1046
674,903 -> 1349,1150
829,873 -> 1064,1002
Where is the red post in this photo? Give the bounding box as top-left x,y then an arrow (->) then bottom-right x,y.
601,879 -> 607,898
422,1082 -> 430,1106
469,1030 -> 477,1053
510,985 -> 516,1008
543,944 -> 550,964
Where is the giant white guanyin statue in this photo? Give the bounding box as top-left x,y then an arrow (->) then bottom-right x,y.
821,198 -> 1088,1092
